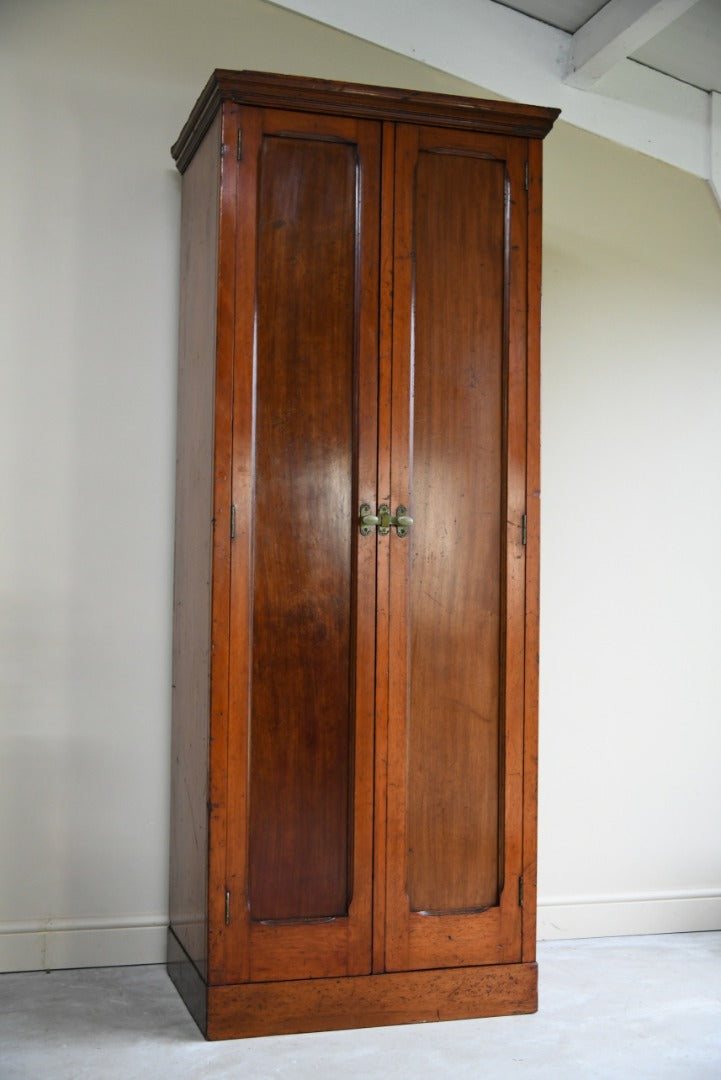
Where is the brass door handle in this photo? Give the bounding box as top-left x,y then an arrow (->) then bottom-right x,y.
359,503 -> 413,537
359,504 -> 380,536
394,506 -> 413,538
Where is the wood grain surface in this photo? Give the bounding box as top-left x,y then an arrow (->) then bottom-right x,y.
206,962 -> 538,1039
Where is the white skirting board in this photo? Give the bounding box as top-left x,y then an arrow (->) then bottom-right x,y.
0,916 -> 167,973
2,895 -> 720,971
538,890 -> 721,941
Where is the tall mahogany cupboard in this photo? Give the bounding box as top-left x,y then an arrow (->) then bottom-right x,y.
168,70 -> 558,1040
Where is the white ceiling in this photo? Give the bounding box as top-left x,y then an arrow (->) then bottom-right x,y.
497,0 -> 721,93
496,1 -> 620,34
633,1 -> 721,93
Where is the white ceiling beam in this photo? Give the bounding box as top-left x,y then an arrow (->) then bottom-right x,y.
565,0 -> 702,89
268,0 -> 709,179
711,93 -> 721,209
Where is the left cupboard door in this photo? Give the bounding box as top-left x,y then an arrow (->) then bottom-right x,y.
221,108 -> 382,984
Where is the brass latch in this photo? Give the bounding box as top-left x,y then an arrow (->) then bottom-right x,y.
359,503 -> 413,538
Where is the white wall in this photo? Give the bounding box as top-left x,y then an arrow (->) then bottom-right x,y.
1,0 -> 720,972
539,126 -> 721,937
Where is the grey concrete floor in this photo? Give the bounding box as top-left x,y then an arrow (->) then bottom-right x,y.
1,932 -> 720,1079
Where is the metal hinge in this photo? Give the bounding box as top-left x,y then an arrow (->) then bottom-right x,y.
524,161 -> 529,191
521,513 -> 528,546
237,130 -> 243,161
225,890 -> 231,926
230,504 -> 236,540
519,875 -> 524,907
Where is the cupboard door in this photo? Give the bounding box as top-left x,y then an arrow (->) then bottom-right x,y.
223,108 -> 381,983
385,124 -> 529,971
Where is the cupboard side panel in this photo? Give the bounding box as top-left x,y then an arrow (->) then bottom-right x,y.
169,112 -> 222,982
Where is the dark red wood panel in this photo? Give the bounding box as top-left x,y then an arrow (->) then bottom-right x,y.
407,149 -> 506,914
248,135 -> 357,921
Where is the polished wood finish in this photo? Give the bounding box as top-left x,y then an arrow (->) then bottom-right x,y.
169,70 -> 557,1040
249,133 -> 357,923
406,136 -> 505,915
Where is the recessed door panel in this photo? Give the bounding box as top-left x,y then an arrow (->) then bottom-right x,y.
407,150 -> 505,916
249,134 -> 357,922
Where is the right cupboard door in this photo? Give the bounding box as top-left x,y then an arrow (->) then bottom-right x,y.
384,123 -> 529,972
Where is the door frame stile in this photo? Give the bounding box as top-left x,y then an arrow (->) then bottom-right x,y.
221,103 -> 262,984
383,121 -> 418,975
349,117 -> 384,976
499,137 -> 530,955
522,137 -> 543,963
372,120 -> 397,974
207,101 -> 243,985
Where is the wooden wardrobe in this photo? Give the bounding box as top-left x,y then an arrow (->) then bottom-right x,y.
168,69 -> 557,1040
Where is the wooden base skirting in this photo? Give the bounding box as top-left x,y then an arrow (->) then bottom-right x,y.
167,929 -> 207,1035
167,930 -> 537,1040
